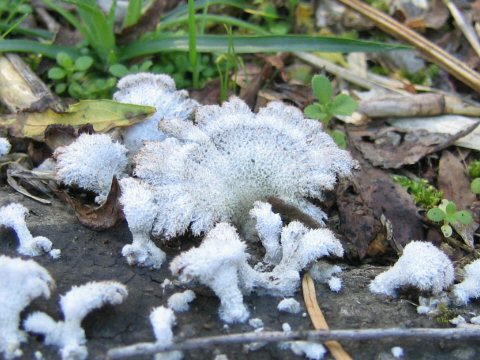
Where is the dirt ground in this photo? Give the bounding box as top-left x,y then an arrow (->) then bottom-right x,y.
1,187 -> 480,360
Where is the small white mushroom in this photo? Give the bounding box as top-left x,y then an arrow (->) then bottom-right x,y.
54,133 -> 128,204
170,223 -> 250,323
453,259 -> 480,305
370,241 -> 454,297
249,201 -> 282,264
24,281 -> 128,360
0,203 -> 56,257
0,137 -> 11,157
150,306 -> 182,360
119,178 -> 166,269
277,298 -> 302,314
167,290 -> 196,313
0,256 -> 54,359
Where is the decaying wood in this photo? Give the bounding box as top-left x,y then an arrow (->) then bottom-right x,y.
0,54 -> 62,113
106,327 -> 480,359
359,93 -> 445,118
302,274 -> 353,360
338,0 -> 480,93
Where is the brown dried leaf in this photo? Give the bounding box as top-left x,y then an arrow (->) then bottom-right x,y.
348,122 -> 479,169
44,125 -> 77,151
438,150 -> 476,210
54,177 -> 124,231
337,150 -> 424,259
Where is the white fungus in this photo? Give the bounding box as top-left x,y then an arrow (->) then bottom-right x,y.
0,203 -> 56,257
54,133 -> 128,204
391,346 -> 404,358
24,281 -> 128,360
119,177 -> 165,268
171,215 -> 344,323
280,323 -> 325,359
249,201 -> 282,264
123,95 -> 353,242
167,290 -> 196,312
0,256 -> 54,360
369,241 -> 454,297
328,276 -> 342,292
0,137 -> 11,157
453,259 -> 480,305
277,298 -> 302,314
150,306 -> 182,360
170,223 -> 250,324
113,73 -> 198,154
248,318 -> 264,329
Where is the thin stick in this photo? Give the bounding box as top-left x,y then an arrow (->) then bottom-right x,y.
444,0 -> 480,59
302,275 -> 353,360
106,327 -> 480,359
337,0 -> 480,93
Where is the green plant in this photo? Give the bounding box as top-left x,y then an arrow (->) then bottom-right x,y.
216,26 -> 242,102
392,175 -> 443,210
0,0 -> 32,39
469,160 -> 480,179
108,60 -> 154,78
48,52 -> 116,99
427,199 -> 473,238
304,74 -> 358,148
471,178 -> 480,194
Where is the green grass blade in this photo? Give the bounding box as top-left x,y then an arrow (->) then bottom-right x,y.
123,0 -> 143,28
119,35 -> 409,61
41,0 -> 82,31
162,0 -> 251,21
64,0 -> 117,65
0,24 -> 52,39
0,39 -> 81,59
158,14 -> 270,35
188,0 -> 199,88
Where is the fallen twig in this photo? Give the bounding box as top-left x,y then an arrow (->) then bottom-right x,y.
444,0 -> 480,59
106,327 -> 480,359
338,0 -> 480,93
302,274 -> 352,360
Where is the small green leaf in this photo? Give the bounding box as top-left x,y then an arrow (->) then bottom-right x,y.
55,83 -> 67,94
427,208 -> 445,222
330,129 -> 347,149
454,210 -> 473,225
56,52 -> 73,69
471,178 -> 480,194
48,67 -> 66,80
311,75 -> 332,105
304,104 -> 328,121
330,94 -> 358,116
72,71 -> 85,81
445,201 -> 457,215
109,63 -> 129,77
74,56 -> 93,71
441,224 -> 453,238
140,60 -> 153,71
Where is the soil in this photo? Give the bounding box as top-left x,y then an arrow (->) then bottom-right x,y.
1,187 -> 480,360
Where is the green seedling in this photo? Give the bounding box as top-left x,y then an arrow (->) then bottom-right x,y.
304,74 -> 358,148
469,160 -> 480,179
392,175 -> 443,210
109,60 -> 153,78
427,199 -> 473,238
472,178 -> 480,194
48,52 -> 116,99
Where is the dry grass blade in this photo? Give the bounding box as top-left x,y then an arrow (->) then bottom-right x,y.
444,0 -> 480,59
302,274 -> 353,360
338,0 -> 480,93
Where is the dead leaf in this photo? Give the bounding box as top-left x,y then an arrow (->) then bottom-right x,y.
189,79 -> 222,105
54,177 -> 124,231
44,125 -> 78,150
438,150 -> 476,210
337,149 -> 424,259
390,115 -> 480,151
348,121 -> 479,169
0,100 -> 156,141
336,180 -> 385,260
